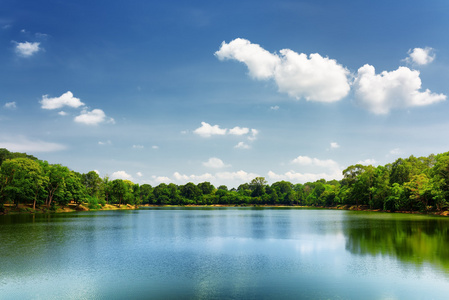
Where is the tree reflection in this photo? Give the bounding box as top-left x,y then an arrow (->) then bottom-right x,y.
343,213 -> 449,272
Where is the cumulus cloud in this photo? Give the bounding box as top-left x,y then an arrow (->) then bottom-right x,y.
330,142 -> 340,149
234,141 -> 250,149
267,170 -> 342,184
137,172 -> 143,177
194,122 -> 258,141
215,38 -> 280,80
267,155 -> 344,184
405,47 -> 435,65
353,65 -> 446,114
133,145 -> 144,149
389,148 -> 402,155
215,38 -> 350,102
74,109 -> 113,125
291,155 -> 340,169
194,122 -> 227,137
14,41 -> 41,57
203,157 -> 230,169
357,159 -> 377,165
40,91 -> 113,125
4,101 -> 16,109
173,172 -> 215,183
215,170 -> 259,183
40,91 -> 85,110
0,135 -> 66,152
149,170 -> 261,188
152,175 -> 171,184
98,140 -> 112,145
248,129 -> 258,141
110,171 -> 133,181
229,126 -> 249,136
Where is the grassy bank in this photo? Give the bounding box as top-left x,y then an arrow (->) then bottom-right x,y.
2,203 -> 449,217
1,203 -> 139,215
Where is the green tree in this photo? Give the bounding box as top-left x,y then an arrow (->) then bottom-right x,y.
198,182 -> 215,195
41,162 -> 71,208
249,177 -> 267,197
153,183 -> 170,205
180,182 -> 201,201
140,184 -> 153,204
111,179 -> 130,206
64,171 -> 87,206
82,171 -> 102,198
0,158 -> 44,209
404,174 -> 432,212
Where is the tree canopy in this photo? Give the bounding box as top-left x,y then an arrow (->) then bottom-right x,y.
1,148 -> 449,214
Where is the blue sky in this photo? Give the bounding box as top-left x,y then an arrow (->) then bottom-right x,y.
1,0 -> 449,188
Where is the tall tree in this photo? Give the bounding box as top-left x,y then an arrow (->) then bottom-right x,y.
0,158 -> 44,209
250,177 -> 267,197
82,171 -> 102,198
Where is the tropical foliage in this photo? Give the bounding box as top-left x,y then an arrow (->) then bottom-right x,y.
1,148 -> 449,213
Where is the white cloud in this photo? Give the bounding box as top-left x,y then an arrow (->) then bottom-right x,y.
194,122 -> 258,141
389,148 -> 402,155
137,172 -> 143,177
58,111 -> 67,116
98,140 -> 112,145
215,38 -> 350,102
271,155 -> 344,183
133,145 -> 144,149
4,101 -> 16,109
405,47 -> 435,65
74,109 -> 110,125
152,175 -> 171,184
330,142 -> 340,149
0,135 -> 66,152
14,41 -> 41,57
270,105 -> 280,110
203,157 -> 230,169
194,122 -> 227,137
234,141 -> 250,149
357,159 -> 377,165
173,172 -> 215,183
216,170 -> 259,183
267,170 -> 342,184
110,171 -> 133,181
229,126 -> 249,136
291,156 -> 340,169
40,91 -> 85,110
152,145 -> 159,150
248,129 -> 258,141
94,170 -> 100,175
148,170 -> 261,188
291,155 -> 313,165
215,38 -> 280,80
353,64 -> 446,114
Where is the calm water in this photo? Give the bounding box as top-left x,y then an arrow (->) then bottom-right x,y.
1,208 -> 449,299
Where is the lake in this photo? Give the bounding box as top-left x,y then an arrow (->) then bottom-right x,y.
1,208 -> 449,299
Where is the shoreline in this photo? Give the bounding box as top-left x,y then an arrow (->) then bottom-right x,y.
2,203 -> 448,217
0,203 -> 139,215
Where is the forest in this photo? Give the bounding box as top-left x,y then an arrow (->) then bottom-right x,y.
1,148 -> 448,214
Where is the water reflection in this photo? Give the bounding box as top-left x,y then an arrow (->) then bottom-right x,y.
2,209 -> 449,299
343,212 -> 449,272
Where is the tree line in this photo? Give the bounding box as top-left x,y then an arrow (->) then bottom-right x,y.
1,148 -> 448,213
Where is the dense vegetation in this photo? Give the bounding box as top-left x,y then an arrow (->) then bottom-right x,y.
1,148 -> 449,213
